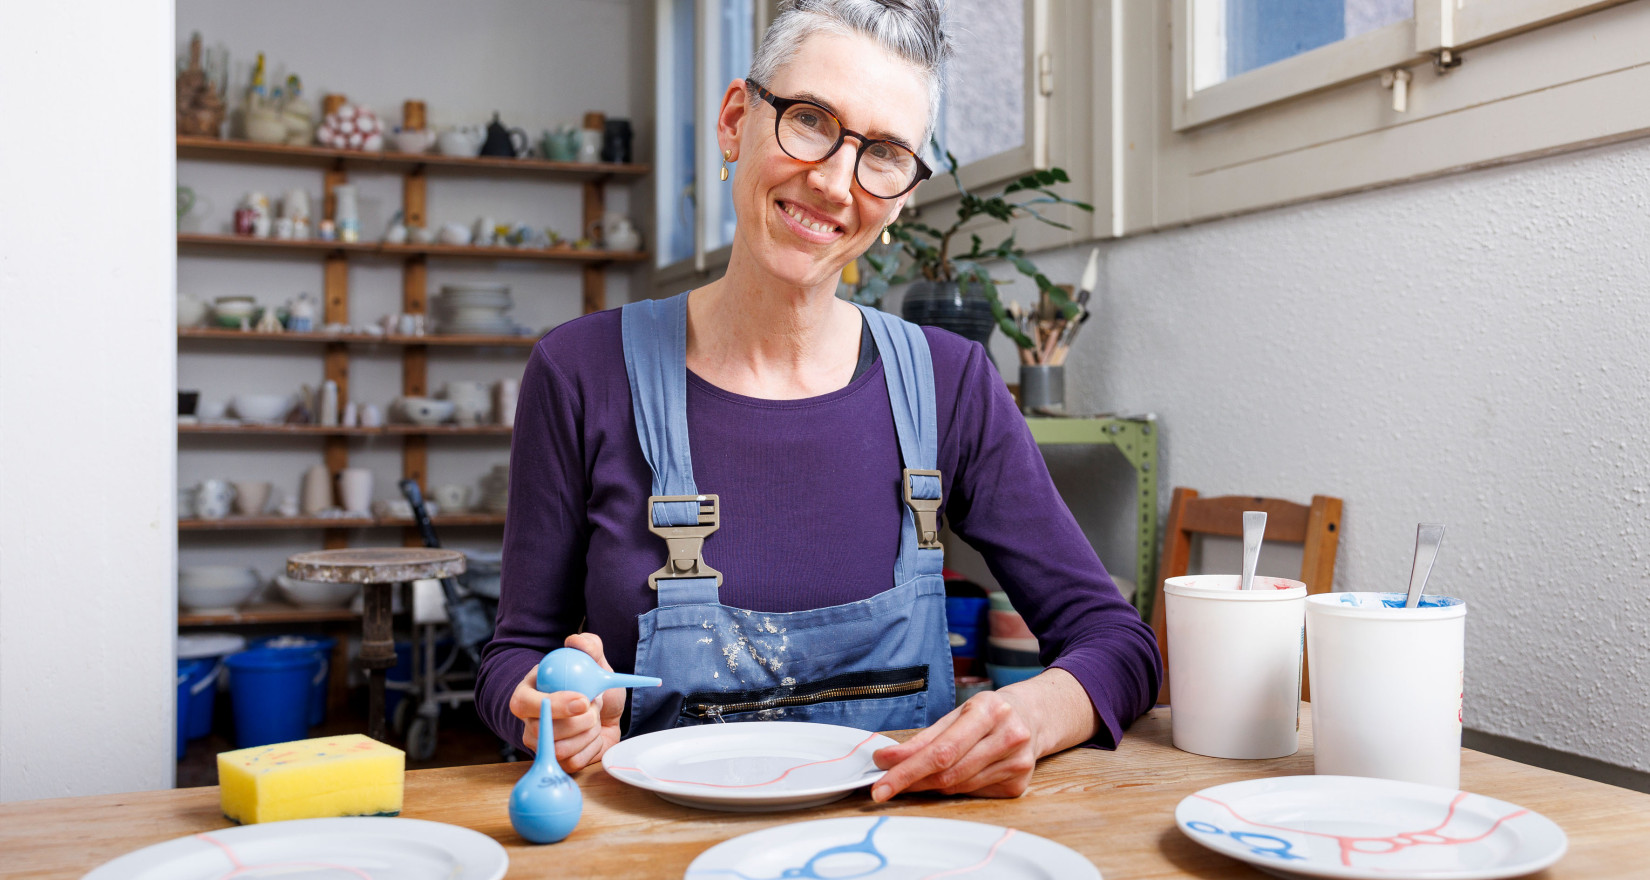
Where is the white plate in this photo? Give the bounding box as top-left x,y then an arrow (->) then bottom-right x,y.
685,815 -> 1100,879
82,816 -> 507,880
1175,775 -> 1567,880
602,721 -> 898,812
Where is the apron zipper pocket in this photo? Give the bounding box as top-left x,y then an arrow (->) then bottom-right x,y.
680,665 -> 928,720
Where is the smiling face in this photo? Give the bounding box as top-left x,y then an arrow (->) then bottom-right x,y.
720,30 -> 931,293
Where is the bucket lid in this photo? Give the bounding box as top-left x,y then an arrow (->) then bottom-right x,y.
178,632 -> 247,659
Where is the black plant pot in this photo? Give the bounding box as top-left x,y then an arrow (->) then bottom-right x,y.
900,280 -> 996,348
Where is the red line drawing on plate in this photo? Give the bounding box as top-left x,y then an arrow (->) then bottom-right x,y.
919,828 -> 1018,879
196,832 -> 374,879
608,731 -> 882,789
1193,792 -> 1530,867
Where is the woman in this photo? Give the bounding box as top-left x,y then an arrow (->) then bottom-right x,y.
477,0 -> 1160,801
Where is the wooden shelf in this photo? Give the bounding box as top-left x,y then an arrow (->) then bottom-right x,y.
180,513 -> 505,531
179,327 -> 539,347
179,423 -> 511,437
179,603 -> 360,627
178,232 -> 646,263
177,135 -> 651,180
377,513 -> 509,528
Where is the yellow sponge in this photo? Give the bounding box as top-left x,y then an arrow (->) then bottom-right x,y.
217,734 -> 405,824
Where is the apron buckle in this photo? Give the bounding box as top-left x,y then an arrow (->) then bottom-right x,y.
902,468 -> 944,550
646,494 -> 724,590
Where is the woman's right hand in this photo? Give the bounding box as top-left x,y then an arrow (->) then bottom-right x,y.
508,632 -> 625,772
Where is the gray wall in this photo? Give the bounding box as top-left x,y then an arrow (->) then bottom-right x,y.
957,135 -> 1650,775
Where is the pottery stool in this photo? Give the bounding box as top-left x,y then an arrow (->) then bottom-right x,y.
286,548 -> 465,743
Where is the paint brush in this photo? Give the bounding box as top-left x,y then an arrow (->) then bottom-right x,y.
1077,247 -> 1100,307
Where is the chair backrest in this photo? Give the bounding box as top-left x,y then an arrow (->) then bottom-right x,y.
1150,488 -> 1343,705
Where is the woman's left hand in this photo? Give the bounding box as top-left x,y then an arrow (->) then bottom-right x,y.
869,689 -> 1038,799
869,666 -> 1098,801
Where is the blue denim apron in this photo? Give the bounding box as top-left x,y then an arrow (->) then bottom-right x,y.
620,291 -> 954,735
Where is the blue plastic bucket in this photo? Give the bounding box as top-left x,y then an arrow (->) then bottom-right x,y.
176,659 -> 207,758
250,635 -> 337,727
226,647 -> 319,748
177,633 -> 245,740
945,596 -> 988,658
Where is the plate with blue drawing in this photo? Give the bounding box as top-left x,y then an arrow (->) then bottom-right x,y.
1175,775 -> 1567,879
684,815 -> 1100,879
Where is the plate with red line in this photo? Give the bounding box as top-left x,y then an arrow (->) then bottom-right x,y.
601,721 -> 899,812
82,817 -> 506,879
1175,775 -> 1566,879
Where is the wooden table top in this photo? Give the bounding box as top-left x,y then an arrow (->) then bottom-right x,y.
5,707 -> 1646,878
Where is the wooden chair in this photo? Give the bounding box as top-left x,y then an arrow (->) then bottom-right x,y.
1150,488 -> 1343,705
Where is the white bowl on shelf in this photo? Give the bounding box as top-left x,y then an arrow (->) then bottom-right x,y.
274,575 -> 361,608
231,393 -> 294,423
399,397 -> 455,426
178,566 -> 261,612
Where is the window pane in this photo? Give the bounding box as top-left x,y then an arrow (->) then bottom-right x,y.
711,0 -> 754,252
1193,0 -> 1411,90
935,0 -> 1024,168
661,0 -> 696,266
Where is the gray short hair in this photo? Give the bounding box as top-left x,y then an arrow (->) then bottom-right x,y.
748,0 -> 951,142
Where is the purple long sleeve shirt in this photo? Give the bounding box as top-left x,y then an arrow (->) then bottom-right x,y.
476,307 -> 1161,749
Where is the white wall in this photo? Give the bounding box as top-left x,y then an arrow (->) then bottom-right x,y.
174,0 -> 645,581
949,135 -> 1650,774
0,1 -> 178,799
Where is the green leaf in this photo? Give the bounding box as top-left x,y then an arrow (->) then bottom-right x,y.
861,277 -> 888,305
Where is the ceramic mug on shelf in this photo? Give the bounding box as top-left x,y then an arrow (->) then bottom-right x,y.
433,484 -> 472,512
195,479 -> 236,520
577,129 -> 602,163
495,378 -> 519,427
337,468 -> 374,515
232,481 -> 272,516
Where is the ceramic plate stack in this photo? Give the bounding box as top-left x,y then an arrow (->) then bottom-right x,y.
435,284 -> 515,336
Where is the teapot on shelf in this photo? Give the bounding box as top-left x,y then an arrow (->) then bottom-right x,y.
437,124 -> 486,157
480,112 -> 530,158
591,213 -> 641,253
539,126 -> 581,162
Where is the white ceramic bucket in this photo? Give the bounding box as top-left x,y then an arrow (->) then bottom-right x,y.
1166,574 -> 1307,759
1307,592 -> 1466,789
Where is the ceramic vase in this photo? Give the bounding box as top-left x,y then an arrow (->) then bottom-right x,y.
300,464 -> 332,514
900,280 -> 996,349
337,468 -> 373,514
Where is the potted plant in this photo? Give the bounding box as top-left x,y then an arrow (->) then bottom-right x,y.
856,144 -> 1093,353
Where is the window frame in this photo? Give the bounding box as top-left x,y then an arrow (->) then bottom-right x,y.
653,0 -> 771,284
909,0 -> 1051,207
1171,5 -> 1420,131
1417,0 -> 1637,51
1119,0 -> 1650,234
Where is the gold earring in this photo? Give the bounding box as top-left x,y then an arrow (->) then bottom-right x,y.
881,226 -> 892,245
720,149 -> 731,182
